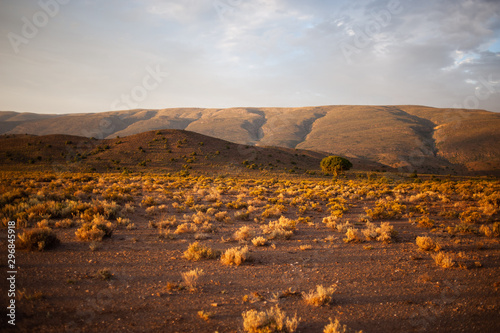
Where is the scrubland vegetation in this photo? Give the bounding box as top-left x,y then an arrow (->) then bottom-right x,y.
1,170 -> 499,332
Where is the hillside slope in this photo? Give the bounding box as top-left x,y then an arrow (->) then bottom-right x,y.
1,105 -> 499,175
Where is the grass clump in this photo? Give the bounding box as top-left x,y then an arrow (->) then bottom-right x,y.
183,241 -> 219,261
416,215 -> 435,229
181,268 -> 204,291
365,200 -> 406,220
323,318 -> 363,333
221,246 -> 249,266
242,305 -> 299,333
95,268 -> 113,280
415,236 -> 441,252
251,236 -> 267,246
432,251 -> 455,268
75,214 -> 115,241
17,228 -> 60,251
261,216 -> 297,240
343,228 -> 362,243
234,226 -> 254,241
479,222 -> 500,237
302,285 -> 336,306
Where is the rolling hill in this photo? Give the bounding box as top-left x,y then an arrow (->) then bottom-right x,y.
1,105 -> 499,175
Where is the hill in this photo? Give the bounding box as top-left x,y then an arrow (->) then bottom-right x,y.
1,105 -> 499,175
0,130 -> 344,175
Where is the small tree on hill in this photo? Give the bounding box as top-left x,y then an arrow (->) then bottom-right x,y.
320,156 -> 352,177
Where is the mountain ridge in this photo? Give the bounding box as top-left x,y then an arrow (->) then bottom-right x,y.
1,105 -> 499,175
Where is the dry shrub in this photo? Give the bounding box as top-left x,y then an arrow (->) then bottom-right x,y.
183,242 -> 219,261
322,216 -> 338,230
181,268 -> 204,290
18,228 -> 60,251
323,318 -> 363,333
336,221 -> 353,233
365,200 -> 406,220
480,223 -> 500,237
362,222 -> 378,240
432,251 -> 455,268
242,305 -> 299,333
343,228 -> 362,243
416,215 -> 435,228
261,216 -> 297,240
234,226 -> 254,241
75,214 -> 115,241
302,285 -> 336,306
174,223 -> 197,234
415,236 -> 441,252
251,236 -> 267,246
375,222 -> 397,243
215,211 -> 231,223
197,310 -> 213,321
221,246 -> 249,266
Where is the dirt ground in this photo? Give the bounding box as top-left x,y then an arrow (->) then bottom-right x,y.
1,173 -> 500,332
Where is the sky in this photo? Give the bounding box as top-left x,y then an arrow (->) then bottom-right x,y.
1,0 -> 500,114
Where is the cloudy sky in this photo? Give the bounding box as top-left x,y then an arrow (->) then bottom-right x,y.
1,0 -> 500,114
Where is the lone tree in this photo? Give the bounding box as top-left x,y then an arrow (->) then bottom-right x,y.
320,156 -> 353,176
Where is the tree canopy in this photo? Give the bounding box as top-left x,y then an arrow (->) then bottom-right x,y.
320,156 -> 353,175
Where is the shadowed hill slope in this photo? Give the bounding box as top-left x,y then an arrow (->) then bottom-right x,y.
1,105 -> 499,175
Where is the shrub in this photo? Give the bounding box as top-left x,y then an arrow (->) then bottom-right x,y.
320,156 -> 352,176
261,216 -> 297,240
242,305 -> 299,333
302,285 -> 336,306
251,236 -> 267,246
75,215 -> 115,241
432,251 -> 455,268
343,228 -> 362,243
18,228 -> 60,251
183,242 -> 219,261
95,268 -> 113,280
220,246 -> 249,266
181,268 -> 204,291
480,223 -> 500,237
198,310 -> 213,321
416,236 -> 441,252
234,226 -> 254,241
323,318 -> 363,333
416,215 -> 435,229
365,200 -> 406,220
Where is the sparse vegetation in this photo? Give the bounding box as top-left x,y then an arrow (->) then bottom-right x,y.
242,305 -> 299,333
183,242 -> 219,261
181,268 -> 205,291
416,236 -> 441,252
302,285 -> 336,306
17,228 -> 60,251
220,246 -> 249,266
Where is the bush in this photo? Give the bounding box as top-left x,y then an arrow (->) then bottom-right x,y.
302,285 -> 336,306
323,318 -> 363,333
220,246 -> 249,266
18,228 -> 60,251
320,156 -> 352,176
75,215 -> 115,241
183,241 -> 219,261
242,305 -> 299,333
416,236 -> 441,252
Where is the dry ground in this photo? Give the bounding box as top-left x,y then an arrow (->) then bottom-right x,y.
1,171 -> 499,332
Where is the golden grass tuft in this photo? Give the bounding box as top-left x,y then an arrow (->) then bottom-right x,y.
234,226 -> 254,241
323,318 -> 363,333
432,251 -> 455,268
302,285 -> 336,306
181,268 -> 204,290
242,305 -> 299,333
415,236 -> 441,252
17,228 -> 60,251
183,241 -> 219,261
343,228 -> 362,243
251,236 -> 267,246
220,246 -> 249,266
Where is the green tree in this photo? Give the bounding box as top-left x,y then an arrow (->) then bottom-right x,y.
320,156 -> 353,176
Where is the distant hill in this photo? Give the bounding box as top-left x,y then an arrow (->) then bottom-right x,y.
1,105 -> 499,175
0,130 -> 344,175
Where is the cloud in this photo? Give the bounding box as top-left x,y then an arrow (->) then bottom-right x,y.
0,0 -> 499,113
